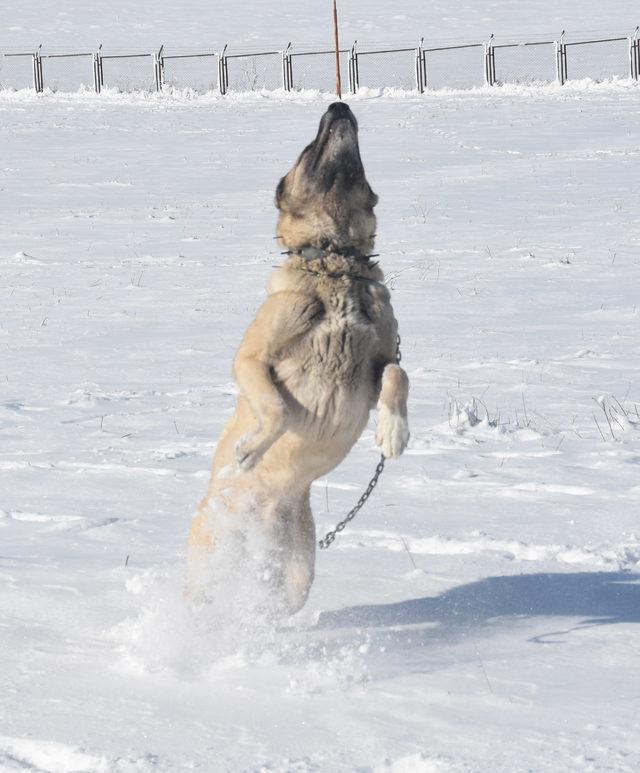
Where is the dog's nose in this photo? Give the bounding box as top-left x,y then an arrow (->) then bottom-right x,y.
328,102 -> 353,118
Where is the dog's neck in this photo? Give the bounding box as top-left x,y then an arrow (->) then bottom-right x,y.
277,250 -> 384,288
285,243 -> 377,263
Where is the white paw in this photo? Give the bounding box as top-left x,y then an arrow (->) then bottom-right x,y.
376,404 -> 410,458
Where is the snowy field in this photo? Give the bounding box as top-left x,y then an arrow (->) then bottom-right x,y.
2,10 -> 640,769
2,0 -> 639,50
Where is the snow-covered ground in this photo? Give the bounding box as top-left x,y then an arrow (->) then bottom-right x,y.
2,0 -> 639,50
2,69 -> 640,773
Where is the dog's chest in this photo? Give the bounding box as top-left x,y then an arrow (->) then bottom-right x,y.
302,285 -> 378,382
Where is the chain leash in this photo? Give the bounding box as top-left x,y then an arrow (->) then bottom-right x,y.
318,334 -> 402,550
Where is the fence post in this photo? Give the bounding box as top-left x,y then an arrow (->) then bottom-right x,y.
348,41 -> 359,93
555,30 -> 567,84
97,44 -> 104,92
281,42 -> 292,91
415,37 -> 426,92
484,34 -> 495,85
218,44 -> 228,94
32,46 -> 44,93
38,46 -> 44,91
92,47 -> 103,93
630,26 -> 639,80
154,45 -> 164,91
31,53 -> 39,92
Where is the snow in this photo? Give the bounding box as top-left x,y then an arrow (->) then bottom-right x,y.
2,7 -> 640,770
1,0 -> 638,50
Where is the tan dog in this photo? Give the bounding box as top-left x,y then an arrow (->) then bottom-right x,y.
188,102 -> 409,613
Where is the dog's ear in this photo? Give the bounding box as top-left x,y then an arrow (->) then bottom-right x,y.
275,176 -> 287,209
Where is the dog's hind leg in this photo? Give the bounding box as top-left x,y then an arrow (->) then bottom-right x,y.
279,494 -> 316,613
188,500 -> 216,556
185,497 -> 219,600
376,363 -> 410,459
186,483 -> 250,597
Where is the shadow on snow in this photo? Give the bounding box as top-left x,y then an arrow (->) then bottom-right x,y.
316,571 -> 640,640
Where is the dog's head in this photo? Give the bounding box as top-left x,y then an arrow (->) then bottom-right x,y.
275,102 -> 378,255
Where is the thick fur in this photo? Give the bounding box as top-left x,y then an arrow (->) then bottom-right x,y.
188,103 -> 410,613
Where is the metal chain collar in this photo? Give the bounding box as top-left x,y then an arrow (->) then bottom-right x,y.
318,334 -> 402,550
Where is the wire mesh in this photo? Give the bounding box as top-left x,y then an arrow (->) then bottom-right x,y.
356,49 -> 416,90
290,50 -> 349,92
225,53 -> 282,92
423,45 -> 485,90
493,42 -> 556,84
0,53 -> 34,90
40,54 -> 94,92
100,54 -> 155,92
565,38 -> 629,81
162,54 -> 218,92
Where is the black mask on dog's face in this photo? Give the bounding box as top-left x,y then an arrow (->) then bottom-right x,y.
275,103 -> 378,254
276,102 -> 377,211
302,102 -> 364,191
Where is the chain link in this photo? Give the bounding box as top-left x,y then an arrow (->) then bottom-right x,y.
318,455 -> 386,549
318,333 -> 402,550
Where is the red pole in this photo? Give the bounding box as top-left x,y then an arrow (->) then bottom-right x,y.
333,0 -> 342,98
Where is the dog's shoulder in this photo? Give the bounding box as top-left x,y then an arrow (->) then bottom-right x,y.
266,261 -> 315,297
237,268 -> 323,362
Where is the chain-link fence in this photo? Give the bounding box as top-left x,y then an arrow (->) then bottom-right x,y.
40,52 -> 94,92
1,27 -> 638,95
161,52 -> 218,93
353,47 -> 417,90
289,49 -> 350,92
422,44 -> 485,90
493,41 -> 556,84
100,53 -> 156,92
0,52 -> 35,90
224,51 -> 282,93
565,37 -> 630,81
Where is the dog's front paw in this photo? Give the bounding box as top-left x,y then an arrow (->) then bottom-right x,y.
235,432 -> 266,471
376,404 -> 410,459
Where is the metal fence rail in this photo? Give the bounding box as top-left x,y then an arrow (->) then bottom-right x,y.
0,26 -> 638,95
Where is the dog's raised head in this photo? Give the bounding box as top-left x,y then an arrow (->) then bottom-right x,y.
275,102 -> 378,256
